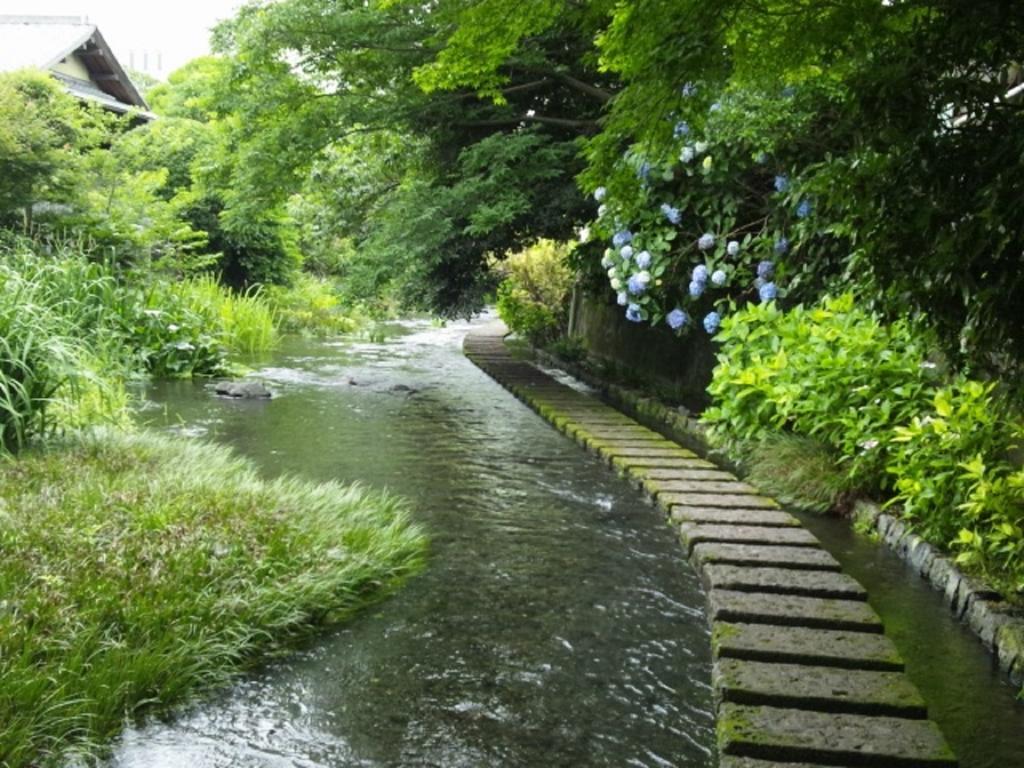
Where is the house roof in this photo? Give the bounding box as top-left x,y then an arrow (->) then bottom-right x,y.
0,15 -> 152,117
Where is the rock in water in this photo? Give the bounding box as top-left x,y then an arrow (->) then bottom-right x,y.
215,380 -> 272,399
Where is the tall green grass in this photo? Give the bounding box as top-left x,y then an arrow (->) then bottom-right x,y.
0,245 -> 129,449
0,430 -> 426,767
173,275 -> 279,355
264,273 -> 364,336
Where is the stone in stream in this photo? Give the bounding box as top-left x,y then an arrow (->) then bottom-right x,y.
717,703 -> 955,766
709,590 -> 883,633
680,523 -> 820,551
214,380 -> 272,399
671,507 -> 801,528
712,622 -> 904,671
713,658 -> 926,717
662,492 -> 779,510
650,479 -> 761,495
692,543 -> 841,571
702,565 -> 867,600
718,758 -> 832,768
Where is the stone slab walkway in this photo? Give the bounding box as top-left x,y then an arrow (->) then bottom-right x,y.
464,322 -> 957,768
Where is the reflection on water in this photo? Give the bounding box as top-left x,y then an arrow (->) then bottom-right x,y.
106,319 -> 716,768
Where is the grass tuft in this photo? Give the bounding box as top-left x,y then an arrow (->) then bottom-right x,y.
744,433 -> 854,514
0,429 -> 426,767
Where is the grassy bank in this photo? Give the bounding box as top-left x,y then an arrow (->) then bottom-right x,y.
0,430 -> 426,767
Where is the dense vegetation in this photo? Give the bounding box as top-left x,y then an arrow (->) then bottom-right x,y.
0,431 -> 425,766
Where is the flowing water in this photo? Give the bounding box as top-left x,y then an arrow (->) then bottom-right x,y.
106,319 -> 716,768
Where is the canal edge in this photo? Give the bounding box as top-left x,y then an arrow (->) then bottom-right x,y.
464,321 -> 958,768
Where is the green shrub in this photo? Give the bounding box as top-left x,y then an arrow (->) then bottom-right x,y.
0,430 -> 426,766
887,381 -> 1024,591
704,294 -> 936,491
495,239 -> 574,345
744,434 -> 851,514
264,273 -> 363,336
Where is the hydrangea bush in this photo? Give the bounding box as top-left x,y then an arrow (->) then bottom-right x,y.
582,85 -> 839,335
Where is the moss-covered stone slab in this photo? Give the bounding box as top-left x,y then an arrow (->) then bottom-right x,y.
703,565 -> 867,600
712,623 -> 903,671
612,455 -> 717,471
648,479 -> 761,496
671,507 -> 801,528
719,758 -> 833,768
567,425 -> 666,441
636,467 -> 738,481
662,492 -> 780,509
692,543 -> 842,571
680,524 -> 820,551
714,659 -> 926,717
717,704 -> 955,766
599,446 -> 698,460
709,590 -> 882,633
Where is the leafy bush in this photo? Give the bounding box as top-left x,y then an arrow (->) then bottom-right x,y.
706,292 -> 1024,592
264,273 -> 364,336
495,240 -> 574,345
0,429 -> 426,766
704,294 -> 936,489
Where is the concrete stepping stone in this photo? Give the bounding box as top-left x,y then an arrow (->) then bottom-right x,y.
662,492 -> 779,509
714,658 -> 926,717
670,508 -> 801,528
718,703 -> 956,766
637,467 -> 737,481
600,446 -> 698,460
712,623 -> 903,671
693,543 -> 842,571
648,478 -> 761,495
611,454 -> 715,469
719,758 -> 834,768
703,565 -> 867,600
680,524 -> 821,551
709,590 -> 883,633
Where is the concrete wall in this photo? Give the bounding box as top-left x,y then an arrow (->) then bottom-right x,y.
568,290 -> 718,411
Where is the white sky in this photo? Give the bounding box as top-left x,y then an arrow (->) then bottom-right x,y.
4,0 -> 247,77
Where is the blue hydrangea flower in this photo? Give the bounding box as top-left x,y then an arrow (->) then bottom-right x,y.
757,260 -> 774,279
612,230 -> 633,248
727,240 -> 740,256
693,264 -> 709,283
666,308 -> 689,330
689,279 -> 705,298
711,269 -> 727,286
597,204 -> 608,218
759,282 -> 778,302
698,233 -> 715,251
673,120 -> 690,139
796,199 -> 813,219
774,237 -> 790,255
594,186 -> 607,202
774,174 -> 790,193
661,203 -> 681,225
681,82 -> 698,97
621,245 -> 634,260
635,250 -> 652,269
627,274 -> 647,295
680,145 -> 696,163
703,311 -> 721,334
637,161 -> 651,182
626,303 -> 643,322
709,101 -> 722,113
617,291 -> 628,306
601,251 -> 613,269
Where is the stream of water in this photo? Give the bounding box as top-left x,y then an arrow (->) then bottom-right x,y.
106,319 -> 717,767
